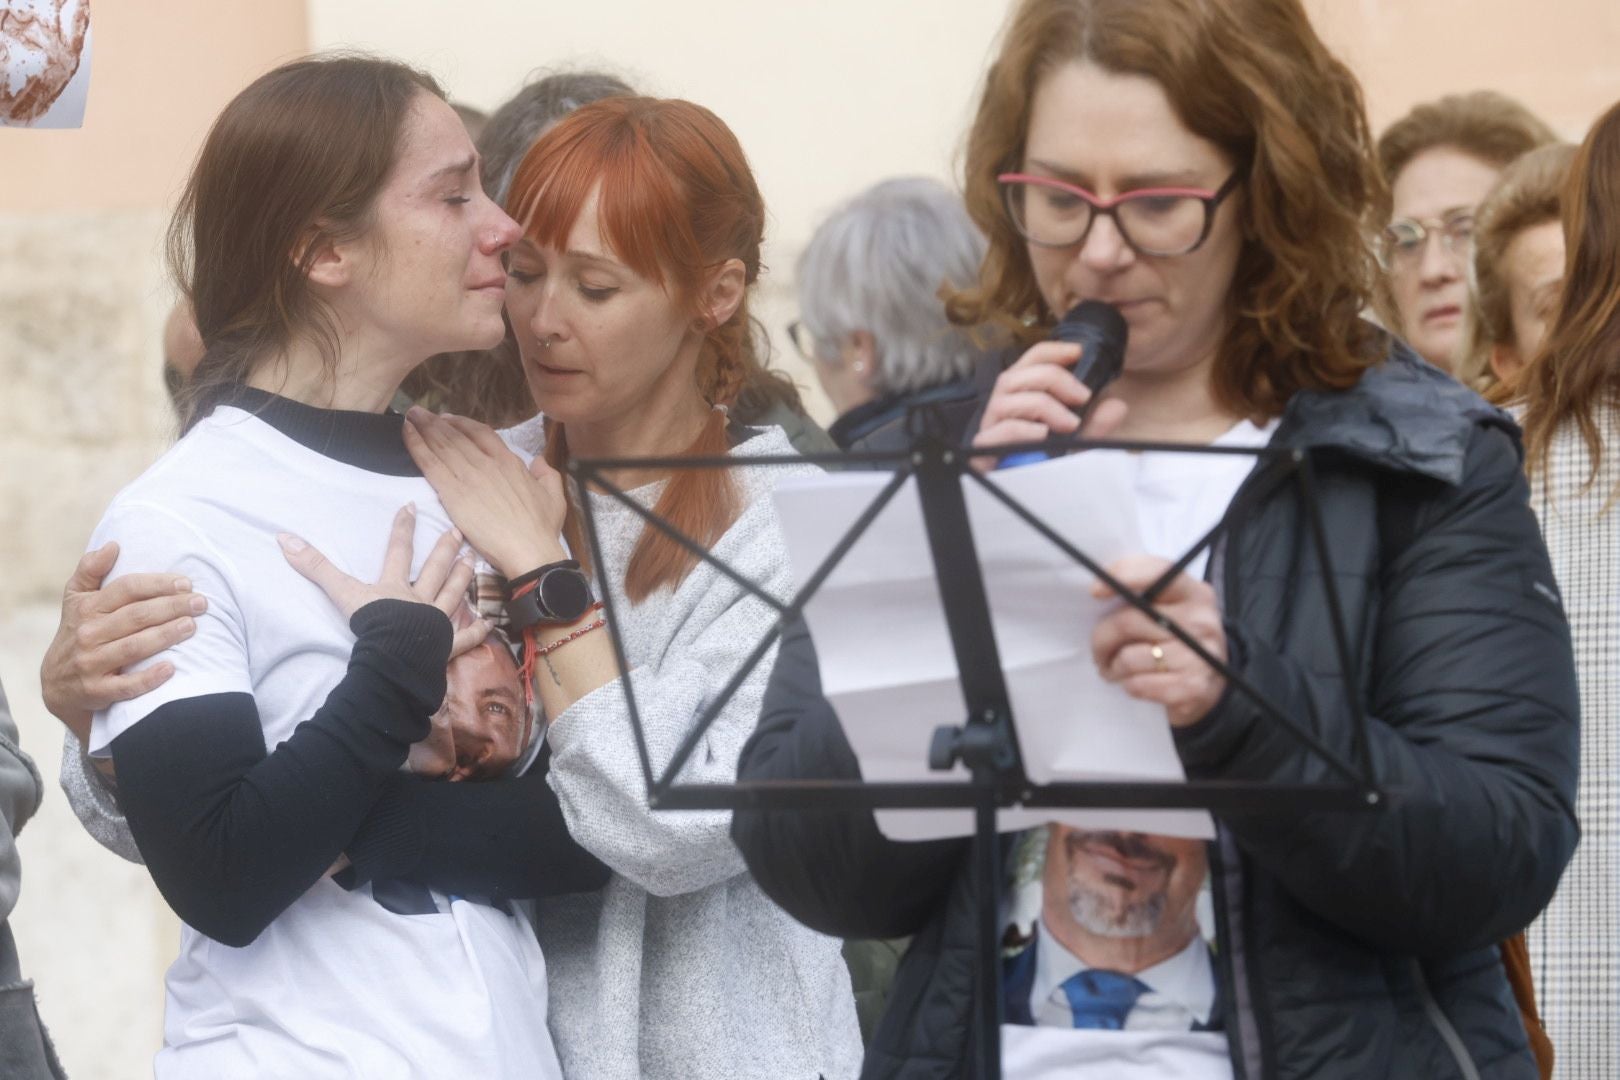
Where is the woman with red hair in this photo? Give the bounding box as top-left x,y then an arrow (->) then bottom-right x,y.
307,96 -> 863,1079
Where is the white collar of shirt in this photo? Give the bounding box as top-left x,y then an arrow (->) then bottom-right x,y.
1120,416 -> 1281,580
1032,916 -> 1216,1031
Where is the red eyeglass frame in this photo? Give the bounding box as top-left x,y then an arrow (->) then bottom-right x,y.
996,171 -> 1242,255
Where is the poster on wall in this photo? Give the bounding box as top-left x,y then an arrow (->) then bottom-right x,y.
1,0 -> 92,129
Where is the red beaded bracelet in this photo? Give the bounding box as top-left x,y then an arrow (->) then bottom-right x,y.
516,601 -> 605,704
533,617 -> 606,658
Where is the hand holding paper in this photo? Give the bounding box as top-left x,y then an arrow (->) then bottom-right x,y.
1091,556 -> 1229,729
771,451 -> 1215,842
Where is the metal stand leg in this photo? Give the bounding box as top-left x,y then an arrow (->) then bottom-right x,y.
972,786 -> 1003,1080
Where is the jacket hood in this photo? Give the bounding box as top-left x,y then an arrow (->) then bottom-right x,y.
1274,336 -> 1518,486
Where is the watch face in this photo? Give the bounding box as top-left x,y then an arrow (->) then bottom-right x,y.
539,568 -> 593,622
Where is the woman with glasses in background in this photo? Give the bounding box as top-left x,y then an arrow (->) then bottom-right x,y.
734,0 -> 1579,1077
1374,91 -> 1557,374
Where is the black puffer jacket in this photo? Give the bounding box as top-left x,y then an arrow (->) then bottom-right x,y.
733,347 -> 1579,1080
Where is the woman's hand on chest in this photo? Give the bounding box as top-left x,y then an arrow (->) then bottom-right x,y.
404,407 -> 570,578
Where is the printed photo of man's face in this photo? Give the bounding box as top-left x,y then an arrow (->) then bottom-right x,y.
1044,828 -> 1207,952
407,638 -> 530,782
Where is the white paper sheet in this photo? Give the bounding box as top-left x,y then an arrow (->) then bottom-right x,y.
1001,1025 -> 1232,1079
772,453 -> 1214,841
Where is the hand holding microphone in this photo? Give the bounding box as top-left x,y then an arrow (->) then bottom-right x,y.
972,300 -> 1129,471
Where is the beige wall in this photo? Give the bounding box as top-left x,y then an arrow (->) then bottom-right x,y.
3,0 -> 311,612
5,3 -> 1620,1077
1306,0 -> 1620,137
0,0 -> 310,214
314,0 -> 1620,226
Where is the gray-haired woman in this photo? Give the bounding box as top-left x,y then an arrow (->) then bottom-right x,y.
791,176 -> 999,452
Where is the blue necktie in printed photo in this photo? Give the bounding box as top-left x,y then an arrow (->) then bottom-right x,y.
1061,969 -> 1151,1030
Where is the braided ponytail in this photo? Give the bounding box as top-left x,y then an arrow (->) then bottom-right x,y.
622,322 -> 747,602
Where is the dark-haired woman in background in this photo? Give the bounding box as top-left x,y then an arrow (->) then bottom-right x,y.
1517,98 -> 1620,1080
732,0 -> 1578,1077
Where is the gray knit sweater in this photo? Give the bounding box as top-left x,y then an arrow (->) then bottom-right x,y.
505,419 -> 862,1080
60,421 -> 864,1080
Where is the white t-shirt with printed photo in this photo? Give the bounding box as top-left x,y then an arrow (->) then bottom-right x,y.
1004,418 -> 1279,1079
89,404 -> 562,1080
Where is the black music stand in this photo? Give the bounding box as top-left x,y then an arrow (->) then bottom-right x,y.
569,406 -> 1383,1080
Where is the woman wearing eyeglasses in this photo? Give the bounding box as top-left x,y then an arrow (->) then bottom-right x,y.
733,1 -> 1578,1077
1374,91 -> 1557,374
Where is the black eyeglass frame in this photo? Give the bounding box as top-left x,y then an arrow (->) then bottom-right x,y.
998,170 -> 1244,257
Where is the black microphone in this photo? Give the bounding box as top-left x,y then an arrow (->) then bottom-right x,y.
1001,300 -> 1128,466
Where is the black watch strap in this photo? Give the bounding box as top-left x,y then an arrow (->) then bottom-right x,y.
505,561 -> 570,596
505,560 -> 594,632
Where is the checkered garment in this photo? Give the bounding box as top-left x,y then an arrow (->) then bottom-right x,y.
475,570 -> 510,629
1526,409 -> 1620,1079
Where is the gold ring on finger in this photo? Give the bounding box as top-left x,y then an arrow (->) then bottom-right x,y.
1150,643 -> 1168,672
